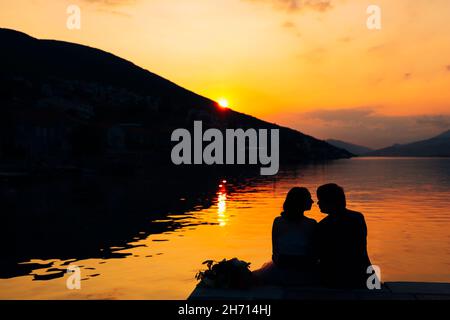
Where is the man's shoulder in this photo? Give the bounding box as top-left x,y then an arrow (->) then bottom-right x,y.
317,215 -> 331,226
346,209 -> 366,224
304,216 -> 318,224
303,216 -> 318,230
347,209 -> 364,218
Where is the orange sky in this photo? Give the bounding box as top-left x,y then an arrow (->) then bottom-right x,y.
1,0 -> 450,147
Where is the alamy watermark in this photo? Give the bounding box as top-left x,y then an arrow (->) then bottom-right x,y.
171,121 -> 279,176
66,5 -> 81,30
367,265 -> 382,290
66,265 -> 81,290
367,5 -> 382,30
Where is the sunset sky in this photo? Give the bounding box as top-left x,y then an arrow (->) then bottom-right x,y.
1,0 -> 450,148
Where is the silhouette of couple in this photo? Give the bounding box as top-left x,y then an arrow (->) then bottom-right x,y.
254,183 -> 373,289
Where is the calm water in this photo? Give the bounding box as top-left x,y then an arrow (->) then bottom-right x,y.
1,157 -> 450,299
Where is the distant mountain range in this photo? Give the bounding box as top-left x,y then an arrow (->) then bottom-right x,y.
327,130 -> 450,157
0,28 -> 351,173
366,130 -> 450,157
326,139 -> 374,156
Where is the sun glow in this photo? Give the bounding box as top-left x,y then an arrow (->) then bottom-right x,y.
218,98 -> 229,108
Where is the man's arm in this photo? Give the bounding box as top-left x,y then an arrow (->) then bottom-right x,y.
271,218 -> 279,256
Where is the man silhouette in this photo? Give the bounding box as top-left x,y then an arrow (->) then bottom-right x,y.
316,184 -> 372,288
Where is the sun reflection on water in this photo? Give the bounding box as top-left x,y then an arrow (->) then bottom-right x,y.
217,183 -> 228,227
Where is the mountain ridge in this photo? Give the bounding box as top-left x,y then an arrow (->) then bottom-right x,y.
0,28 -> 352,171
367,130 -> 450,157
326,139 -> 373,156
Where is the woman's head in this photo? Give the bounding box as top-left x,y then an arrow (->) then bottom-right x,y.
282,187 -> 313,220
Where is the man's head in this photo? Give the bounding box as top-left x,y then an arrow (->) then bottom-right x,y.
317,183 -> 347,214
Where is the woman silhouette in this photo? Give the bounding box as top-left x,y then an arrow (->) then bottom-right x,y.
253,187 -> 319,286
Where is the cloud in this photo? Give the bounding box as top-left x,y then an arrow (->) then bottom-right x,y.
367,42 -> 393,54
271,107 -> 450,148
282,21 -> 296,28
304,107 -> 374,121
446,65 -> 450,72
416,115 -> 450,129
297,47 -> 328,62
281,21 -> 302,37
404,73 -> 412,80
338,37 -> 352,43
246,0 -> 333,13
81,0 -> 135,16
81,0 -> 136,6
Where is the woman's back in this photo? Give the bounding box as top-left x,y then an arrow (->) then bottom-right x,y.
272,216 -> 317,266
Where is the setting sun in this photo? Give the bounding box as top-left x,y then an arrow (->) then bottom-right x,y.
218,98 -> 229,108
